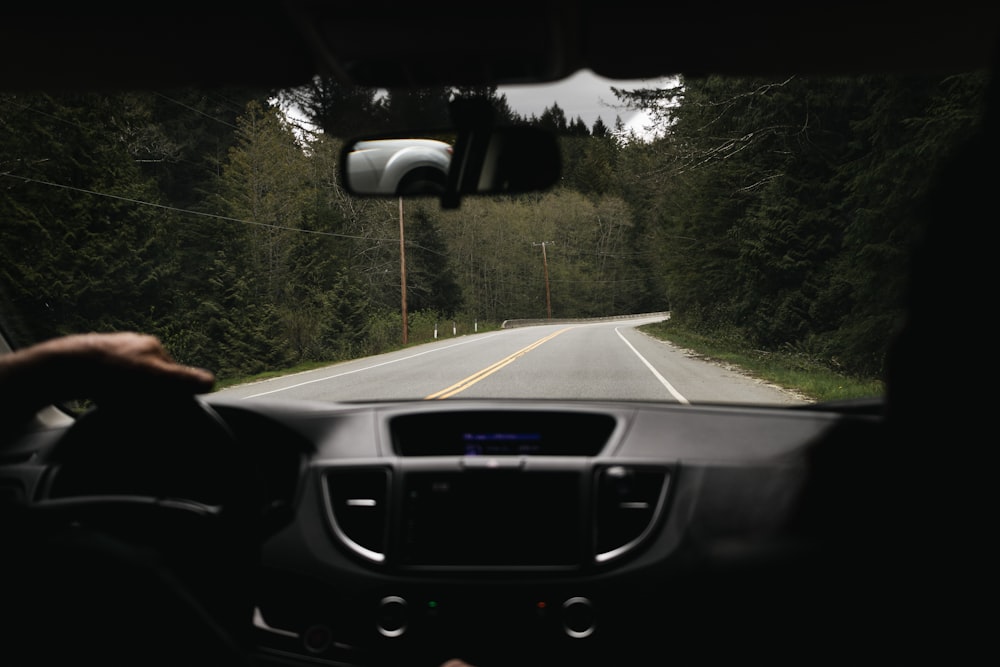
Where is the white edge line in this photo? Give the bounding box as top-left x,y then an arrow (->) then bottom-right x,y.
615,327 -> 689,404
238,332 -> 504,399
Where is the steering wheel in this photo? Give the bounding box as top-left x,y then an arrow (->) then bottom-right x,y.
24,395 -> 262,662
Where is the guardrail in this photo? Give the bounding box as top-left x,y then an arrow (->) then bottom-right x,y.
500,312 -> 670,329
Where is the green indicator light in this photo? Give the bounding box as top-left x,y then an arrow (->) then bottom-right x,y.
428,601 -> 438,609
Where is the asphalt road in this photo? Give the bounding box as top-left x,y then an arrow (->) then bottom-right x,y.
215,315 -> 807,405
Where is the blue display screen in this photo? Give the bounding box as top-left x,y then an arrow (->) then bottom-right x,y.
462,432 -> 542,455
390,411 -> 614,456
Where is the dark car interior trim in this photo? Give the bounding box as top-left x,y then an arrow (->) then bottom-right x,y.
2,2 -> 998,666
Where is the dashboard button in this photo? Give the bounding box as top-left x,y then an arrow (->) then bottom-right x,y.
562,597 -> 595,638
302,624 -> 332,653
376,596 -> 408,638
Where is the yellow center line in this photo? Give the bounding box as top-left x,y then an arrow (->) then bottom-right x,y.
425,327 -> 573,399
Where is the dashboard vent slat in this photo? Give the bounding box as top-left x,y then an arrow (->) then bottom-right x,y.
323,468 -> 391,563
594,465 -> 669,562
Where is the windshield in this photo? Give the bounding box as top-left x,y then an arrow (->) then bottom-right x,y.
0,69 -> 987,406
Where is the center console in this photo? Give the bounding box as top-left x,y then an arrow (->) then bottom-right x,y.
320,410 -> 671,571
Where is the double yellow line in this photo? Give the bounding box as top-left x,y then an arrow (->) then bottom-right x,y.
425,327 -> 572,399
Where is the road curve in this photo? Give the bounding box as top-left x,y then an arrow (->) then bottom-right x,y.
215,315 -> 806,405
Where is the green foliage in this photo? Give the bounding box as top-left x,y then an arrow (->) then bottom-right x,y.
0,93 -> 179,343
402,203 -> 464,316
0,71 -> 987,389
639,319 -> 884,403
613,71 -> 987,380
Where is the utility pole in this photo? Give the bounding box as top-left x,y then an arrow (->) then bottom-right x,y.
533,241 -> 553,320
399,197 -> 408,344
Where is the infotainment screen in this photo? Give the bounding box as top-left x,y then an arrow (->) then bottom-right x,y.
390,410 -> 616,456
461,430 -> 542,456
399,470 -> 582,567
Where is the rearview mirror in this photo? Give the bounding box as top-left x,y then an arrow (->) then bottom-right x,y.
340,125 -> 561,205
342,136 -> 454,197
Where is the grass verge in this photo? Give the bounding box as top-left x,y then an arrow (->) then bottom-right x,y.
214,359 -> 349,391
637,321 -> 884,404
214,319 -> 502,390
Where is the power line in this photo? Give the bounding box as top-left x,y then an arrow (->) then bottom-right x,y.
1,171 -> 395,242
153,92 -> 239,129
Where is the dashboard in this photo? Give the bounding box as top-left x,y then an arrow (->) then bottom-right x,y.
208,396 -> 876,667
2,395 -> 884,667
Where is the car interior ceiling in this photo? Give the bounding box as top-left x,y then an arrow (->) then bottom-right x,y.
2,3 -> 999,667
0,4 -> 998,90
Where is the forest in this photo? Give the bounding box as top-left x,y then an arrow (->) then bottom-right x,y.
0,70 -> 988,382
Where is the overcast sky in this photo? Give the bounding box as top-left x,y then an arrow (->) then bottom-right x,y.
281,69 -> 673,139
499,69 -> 671,134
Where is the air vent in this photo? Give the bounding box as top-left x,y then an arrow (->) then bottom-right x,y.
323,467 -> 391,563
594,465 -> 669,563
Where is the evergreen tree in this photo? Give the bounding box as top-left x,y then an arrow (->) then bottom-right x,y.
283,77 -> 387,137
212,98 -> 314,371
567,115 -> 590,136
450,85 -> 523,124
0,93 -> 177,345
591,117 -> 610,137
537,103 -> 569,134
382,86 -> 452,129
403,203 -> 463,316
